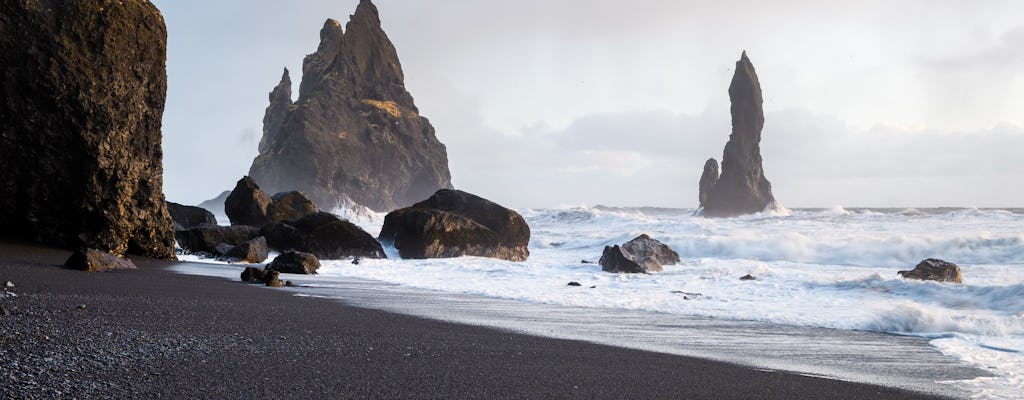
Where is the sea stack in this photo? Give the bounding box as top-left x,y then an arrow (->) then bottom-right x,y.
698,51 -> 777,218
248,0 -> 453,212
0,1 -> 175,258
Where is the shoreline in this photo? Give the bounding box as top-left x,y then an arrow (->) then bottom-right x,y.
1,242 -> 960,399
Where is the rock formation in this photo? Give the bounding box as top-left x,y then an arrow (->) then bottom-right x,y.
698,52 -> 776,217
0,1 -> 175,258
599,234 -> 680,274
267,192 -> 319,223
268,251 -> 322,275
167,202 -> 218,230
175,225 -> 261,255
378,189 -> 531,261
898,259 -> 963,284
224,236 -> 269,264
248,0 -> 453,212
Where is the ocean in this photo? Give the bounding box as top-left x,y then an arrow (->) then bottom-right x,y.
174,206 -> 1024,398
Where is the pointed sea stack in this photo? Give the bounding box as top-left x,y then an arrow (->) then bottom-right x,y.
248,0 -> 453,212
0,1 -> 175,258
698,51 -> 776,217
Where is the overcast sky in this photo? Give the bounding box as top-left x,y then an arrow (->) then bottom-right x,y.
153,0 -> 1024,209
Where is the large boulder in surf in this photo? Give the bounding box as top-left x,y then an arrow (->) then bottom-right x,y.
698,52 -> 777,218
176,225 -> 260,255
378,189 -> 531,261
261,212 -> 386,260
225,176 -> 273,227
166,202 -> 218,230
898,259 -> 963,284
267,191 -> 319,223
247,0 -> 453,212
268,251 -> 321,275
65,249 -> 138,273
599,234 -> 680,274
0,1 -> 175,259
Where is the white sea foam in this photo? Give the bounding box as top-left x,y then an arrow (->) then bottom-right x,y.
175,206 -> 1024,398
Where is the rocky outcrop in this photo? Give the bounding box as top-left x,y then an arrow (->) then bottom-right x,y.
599,235 -> 679,274
378,189 -> 530,261
268,251 -> 321,275
0,1 -> 175,259
225,177 -> 273,227
261,212 -> 386,260
248,0 -> 453,212
65,249 -> 137,272
898,259 -> 963,284
175,225 -> 260,255
267,192 -> 319,223
698,52 -> 776,217
167,202 -> 218,230
224,236 -> 269,264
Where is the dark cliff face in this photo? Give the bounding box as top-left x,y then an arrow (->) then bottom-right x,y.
0,0 -> 175,258
249,0 -> 453,212
699,52 -> 776,217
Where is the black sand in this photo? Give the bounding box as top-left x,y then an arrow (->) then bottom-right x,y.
0,242 -> 951,399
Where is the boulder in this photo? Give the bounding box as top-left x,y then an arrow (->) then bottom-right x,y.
175,225 -> 260,255
224,236 -> 269,263
65,249 -> 137,272
739,274 -> 756,281
166,202 -> 218,230
247,0 -> 453,212
898,259 -> 963,284
225,176 -> 272,227
599,235 -> 679,274
698,52 -> 777,217
267,191 -> 319,223
0,1 -> 175,259
378,189 -> 530,261
269,251 -> 321,275
261,212 -> 386,260
264,270 -> 284,288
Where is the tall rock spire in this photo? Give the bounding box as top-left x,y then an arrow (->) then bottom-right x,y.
698,51 -> 776,217
258,68 -> 292,154
249,0 -> 453,212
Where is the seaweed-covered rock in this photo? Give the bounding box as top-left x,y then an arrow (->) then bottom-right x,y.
65,249 -> 137,272
599,235 -> 679,274
268,251 -> 321,275
247,0 -> 452,211
378,189 -> 530,261
0,0 -> 174,259
261,212 -> 385,260
898,259 -> 963,284
176,225 -> 260,255
225,176 -> 272,227
698,52 -> 777,217
224,236 -> 269,264
267,191 -> 318,223
167,202 -> 218,230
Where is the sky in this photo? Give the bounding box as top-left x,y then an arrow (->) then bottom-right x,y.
154,0 -> 1024,209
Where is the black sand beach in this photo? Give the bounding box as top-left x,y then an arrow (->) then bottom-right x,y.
0,242 -> 951,399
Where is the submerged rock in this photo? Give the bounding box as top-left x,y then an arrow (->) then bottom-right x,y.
0,1 -> 175,259
247,0 -> 453,212
599,234 -> 679,274
167,202 -> 218,230
225,176 -> 273,227
378,189 -> 531,261
65,249 -> 137,273
739,274 -> 756,281
898,259 -> 963,284
698,52 -> 777,218
269,251 -> 321,275
261,212 -> 385,260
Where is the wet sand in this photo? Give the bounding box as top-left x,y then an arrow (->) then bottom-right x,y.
0,242 -> 952,399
